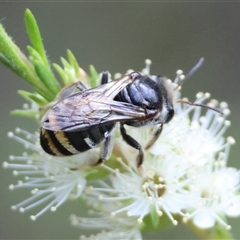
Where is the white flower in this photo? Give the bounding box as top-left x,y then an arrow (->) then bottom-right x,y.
4,59 -> 239,239
185,165 -> 239,229
70,202 -> 142,240
3,128 -> 98,220
83,154 -> 190,226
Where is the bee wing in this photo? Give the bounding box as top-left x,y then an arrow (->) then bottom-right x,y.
85,71 -> 140,98
42,98 -> 148,131
41,72 -> 154,131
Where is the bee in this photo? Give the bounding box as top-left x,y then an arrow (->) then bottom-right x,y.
40,70 -> 175,168
40,58 -> 222,168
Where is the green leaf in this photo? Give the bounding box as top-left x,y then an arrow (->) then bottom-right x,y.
27,45 -> 44,64
25,10 -> 61,99
32,86 -> 53,102
0,25 -> 26,73
0,23 -> 54,102
0,53 -> 15,69
24,9 -> 48,66
67,49 -> 81,78
34,59 -> 61,96
65,68 -> 77,85
89,64 -> 98,88
18,90 -> 48,106
141,212 -> 172,232
0,24 -> 51,100
61,57 -> 72,69
11,109 -> 39,119
85,166 -> 110,181
27,46 -> 61,96
53,63 -> 69,86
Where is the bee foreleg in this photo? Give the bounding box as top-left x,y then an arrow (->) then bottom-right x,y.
145,124 -> 163,150
93,135 -> 112,166
120,123 -> 144,168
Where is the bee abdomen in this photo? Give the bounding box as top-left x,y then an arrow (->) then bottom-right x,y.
40,128 -> 75,156
40,124 -> 115,156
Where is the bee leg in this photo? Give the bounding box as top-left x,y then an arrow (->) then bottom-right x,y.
120,123 -> 144,168
145,124 -> 163,150
100,71 -> 110,85
93,135 -> 112,166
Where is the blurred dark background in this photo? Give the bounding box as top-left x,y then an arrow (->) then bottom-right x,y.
0,2 -> 239,239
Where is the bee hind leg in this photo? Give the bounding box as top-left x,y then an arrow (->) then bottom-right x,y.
93,135 -> 112,166
120,123 -> 144,168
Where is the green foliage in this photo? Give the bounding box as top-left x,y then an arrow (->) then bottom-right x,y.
89,64 -> 99,88
0,9 -> 99,119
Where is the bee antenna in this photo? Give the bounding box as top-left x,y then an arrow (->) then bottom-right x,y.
184,57 -> 205,81
175,57 -> 205,90
177,99 -> 223,115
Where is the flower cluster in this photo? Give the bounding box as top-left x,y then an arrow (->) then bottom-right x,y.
3,60 -> 239,239
74,73 -> 238,234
